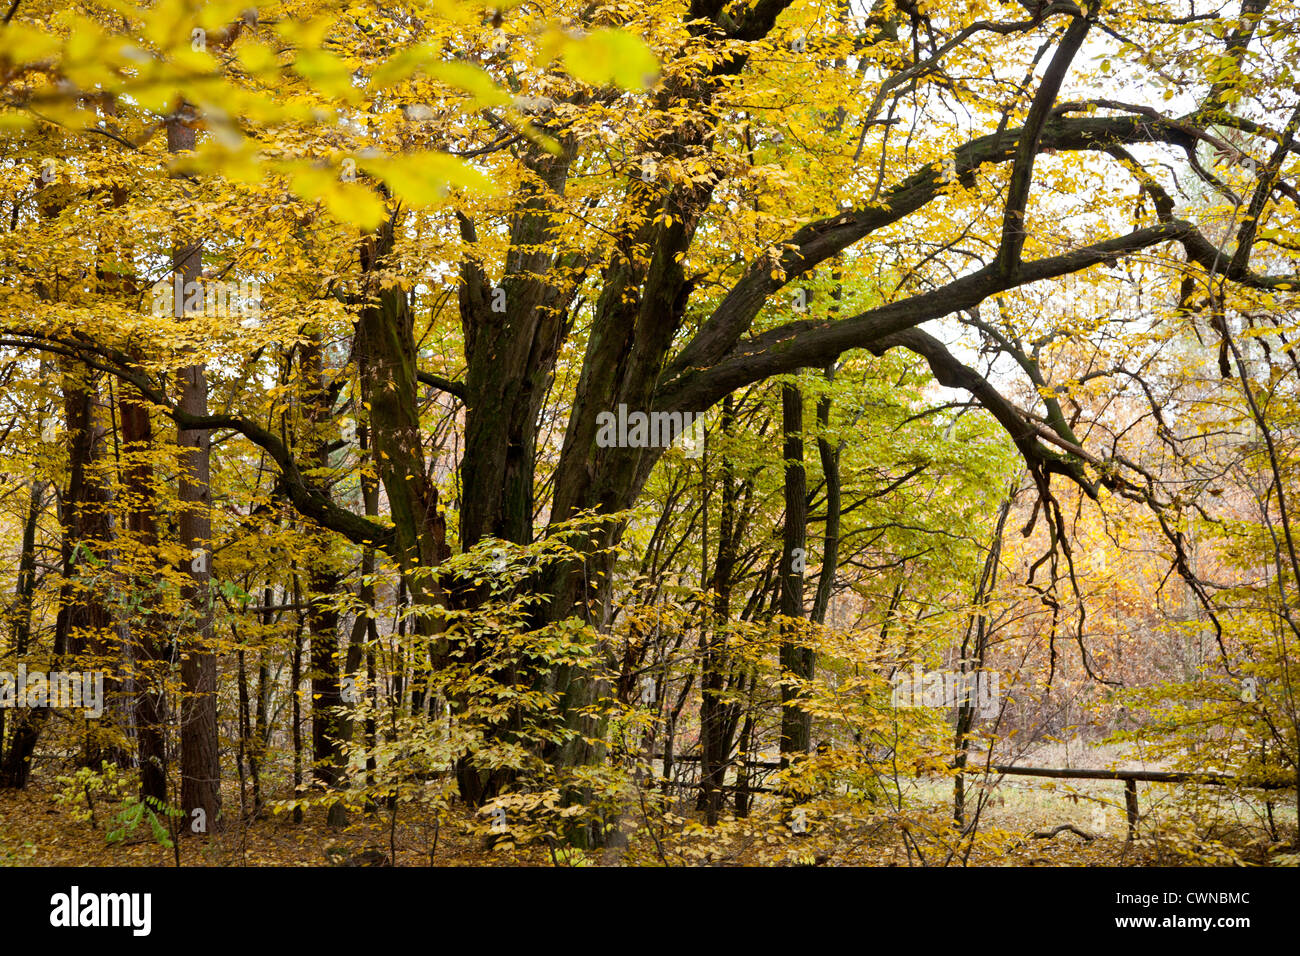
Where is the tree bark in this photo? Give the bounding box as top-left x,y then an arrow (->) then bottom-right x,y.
811,364 -> 841,627
118,376 -> 169,805
778,383 -> 812,764
0,480 -> 47,787
953,496 -> 1011,826
168,110 -> 221,832
699,396 -> 745,824
57,360 -> 116,766
299,337 -> 347,826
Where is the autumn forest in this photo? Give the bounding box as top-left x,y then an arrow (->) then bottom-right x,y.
0,0 -> 1297,876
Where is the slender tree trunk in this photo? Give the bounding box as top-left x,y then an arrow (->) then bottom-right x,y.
251,586 -> 273,816
811,364 -> 841,627
779,383 -> 812,763
57,359 -> 116,768
236,646 -> 250,817
700,396 -> 742,824
733,679 -> 758,817
0,480 -> 47,787
300,337 -> 346,826
118,379 -> 168,805
953,497 -> 1011,826
168,110 -> 221,832
344,420 -> 381,802
291,574 -> 304,825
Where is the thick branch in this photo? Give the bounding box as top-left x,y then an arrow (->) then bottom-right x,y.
417,369 -> 469,403
0,333 -> 395,553
667,111 -> 1198,379
996,2 -> 1094,276
658,221 -> 1193,414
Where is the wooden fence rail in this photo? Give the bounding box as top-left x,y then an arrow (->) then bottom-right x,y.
654,754 -> 1292,840
975,764 -> 1290,841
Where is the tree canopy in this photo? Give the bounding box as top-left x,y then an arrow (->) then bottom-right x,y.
0,0 -> 1298,867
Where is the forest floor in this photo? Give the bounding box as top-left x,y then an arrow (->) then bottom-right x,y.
1,743 -> 1294,866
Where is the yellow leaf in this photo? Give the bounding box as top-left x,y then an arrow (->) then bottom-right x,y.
560,28 -> 659,91
288,164 -> 387,228
427,61 -> 510,107
359,151 -> 498,205
237,41 -> 282,76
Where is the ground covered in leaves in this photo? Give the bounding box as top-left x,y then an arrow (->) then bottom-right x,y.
2,772 -> 1293,867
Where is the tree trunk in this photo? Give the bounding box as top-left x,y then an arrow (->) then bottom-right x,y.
300,336 -> 347,826
778,383 -> 812,764
291,573 -> 305,825
699,396 -> 744,824
2,359 -> 115,785
811,364 -> 841,627
953,497 -> 1011,826
118,377 -> 169,805
166,110 -> 221,832
57,359 -> 116,768
0,480 -> 47,787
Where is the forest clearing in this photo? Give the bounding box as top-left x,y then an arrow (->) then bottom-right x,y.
0,0 -> 1297,896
